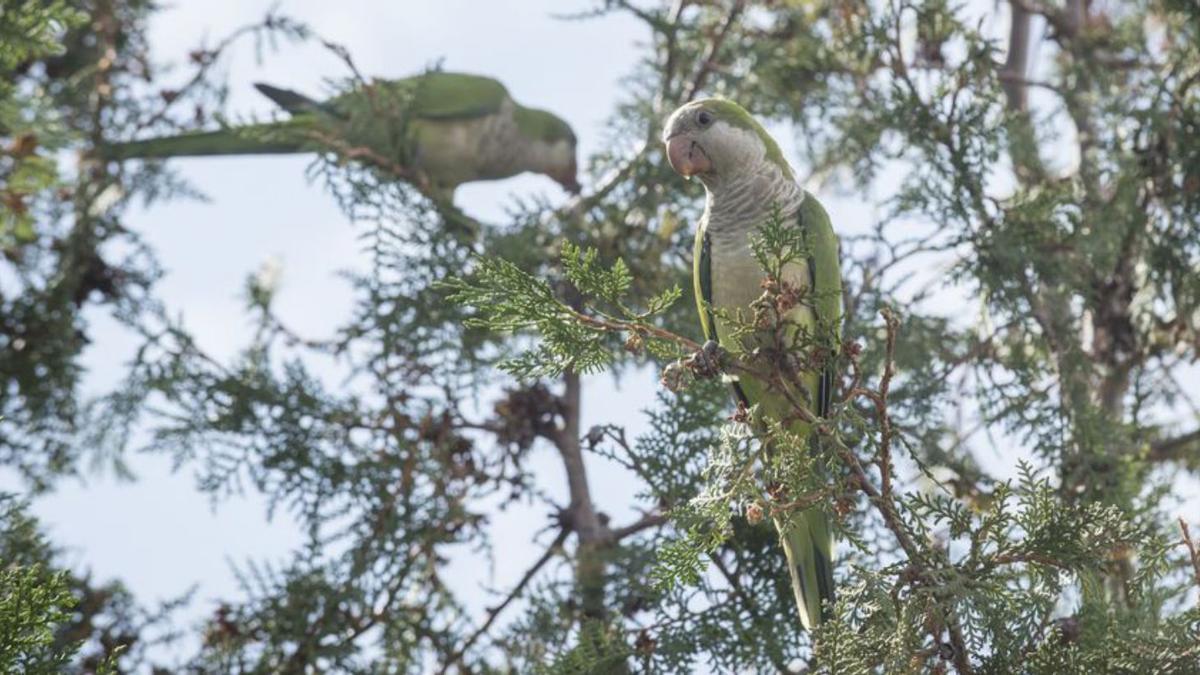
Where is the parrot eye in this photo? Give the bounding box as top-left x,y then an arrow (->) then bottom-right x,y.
697,110 -> 714,127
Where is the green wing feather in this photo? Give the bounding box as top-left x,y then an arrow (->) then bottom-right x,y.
336,72 -> 508,121
255,73 -> 507,122
693,193 -> 841,630
407,72 -> 509,119
101,71 -> 509,161
693,219 -> 716,342
778,193 -> 841,630
694,220 -> 751,406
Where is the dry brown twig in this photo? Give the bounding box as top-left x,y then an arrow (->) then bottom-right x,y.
1180,519 -> 1200,591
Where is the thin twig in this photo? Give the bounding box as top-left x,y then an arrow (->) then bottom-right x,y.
1149,429 -> 1200,464
440,527 -> 570,672
682,0 -> 746,101
1179,519 -> 1200,591
611,510 -> 669,541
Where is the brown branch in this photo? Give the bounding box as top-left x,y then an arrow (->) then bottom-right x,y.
999,0 -> 1047,183
996,72 -> 1062,96
877,309 -> 899,498
439,527 -> 570,673
682,0 -> 746,101
840,309 -> 974,673
989,551 -> 1069,570
553,372 -> 602,542
1009,0 -> 1070,38
610,510 -> 669,541
710,554 -> 794,673
1000,0 -> 1034,113
551,367 -> 615,626
1149,429 -> 1200,464
1180,519 -> 1200,591
135,13 -> 299,134
655,0 -> 691,112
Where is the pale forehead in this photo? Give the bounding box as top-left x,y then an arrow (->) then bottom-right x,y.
674,100 -> 708,115
663,100 -> 710,139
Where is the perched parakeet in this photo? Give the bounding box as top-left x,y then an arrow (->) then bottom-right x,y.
663,98 -> 842,629
101,71 -> 580,199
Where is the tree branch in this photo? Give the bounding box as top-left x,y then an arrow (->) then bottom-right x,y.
683,0 -> 746,101
1149,429 -> 1200,465
1000,0 -> 1034,113
1180,519 -> 1200,592
439,527 -> 571,672
610,510 -> 668,541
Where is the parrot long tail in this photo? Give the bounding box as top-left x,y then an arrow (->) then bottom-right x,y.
777,508 -> 836,630
98,122 -> 307,160
254,82 -> 330,116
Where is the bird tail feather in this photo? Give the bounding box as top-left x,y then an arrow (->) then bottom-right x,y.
777,508 -> 836,630
98,122 -> 305,160
254,83 -> 329,116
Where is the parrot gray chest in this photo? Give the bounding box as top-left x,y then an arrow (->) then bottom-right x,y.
410,99 -> 526,188
704,166 -> 808,317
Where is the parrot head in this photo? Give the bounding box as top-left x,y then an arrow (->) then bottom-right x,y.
514,106 -> 581,194
662,98 -> 793,187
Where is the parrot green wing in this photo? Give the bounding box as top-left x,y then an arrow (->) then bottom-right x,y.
694,218 -> 751,406
104,72 -> 511,165
803,191 -> 843,417
408,72 -> 510,120
768,190 -> 844,629
693,218 -> 716,342
780,192 -> 841,630
333,72 -> 509,121
693,193 -> 841,631
256,73 -> 508,121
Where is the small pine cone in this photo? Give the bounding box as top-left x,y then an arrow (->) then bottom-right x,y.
1055,617 -> 1081,646
585,425 -> 605,448
745,501 -> 764,525
634,629 -> 657,656
660,361 -> 689,392
624,332 -> 645,355
684,340 -> 722,379
775,280 -> 801,314
767,481 -> 789,501
731,400 -> 751,424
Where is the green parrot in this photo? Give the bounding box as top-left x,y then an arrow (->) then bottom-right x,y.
663,98 -> 842,630
100,71 -> 580,200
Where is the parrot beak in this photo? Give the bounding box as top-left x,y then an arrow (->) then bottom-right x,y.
552,164 -> 582,195
559,175 -> 582,195
665,134 -> 711,177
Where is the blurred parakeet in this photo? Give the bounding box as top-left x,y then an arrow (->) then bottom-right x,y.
101,71 -> 580,199
663,98 -> 842,629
